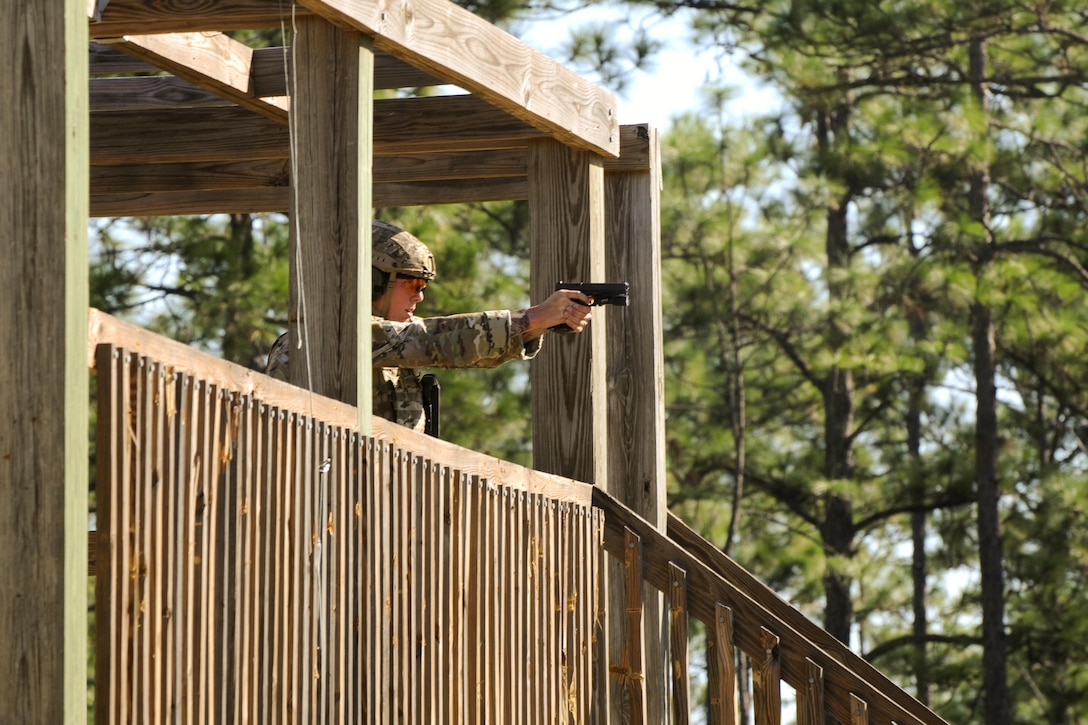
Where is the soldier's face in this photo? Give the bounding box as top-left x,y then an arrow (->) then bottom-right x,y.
376,276 -> 427,321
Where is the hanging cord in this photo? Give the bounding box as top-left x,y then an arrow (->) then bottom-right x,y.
279,2 -> 317,405
281,0 -> 328,684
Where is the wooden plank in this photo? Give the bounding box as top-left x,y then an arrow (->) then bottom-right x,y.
90,0 -> 315,36
753,627 -> 782,725
668,562 -> 691,725
91,158 -> 292,194
285,16 -> 365,406
90,188 -> 289,217
91,106 -> 289,165
91,43 -> 442,90
90,76 -> 237,111
796,658 -> 824,725
850,693 -> 869,725
528,137 -> 607,485
617,528 -> 646,725
708,603 -> 737,725
298,0 -> 618,157
604,121 -> 667,721
88,179 -> 536,217
107,32 -> 289,121
0,0 -> 88,722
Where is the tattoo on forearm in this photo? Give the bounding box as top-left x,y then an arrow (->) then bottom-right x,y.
511,309 -> 532,336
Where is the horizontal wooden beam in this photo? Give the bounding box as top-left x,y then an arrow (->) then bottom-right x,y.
90,42 -> 442,92
91,106 -> 289,165
89,177 -> 531,216
297,0 -> 619,158
89,0 -> 313,36
91,96 -> 545,165
105,32 -> 289,121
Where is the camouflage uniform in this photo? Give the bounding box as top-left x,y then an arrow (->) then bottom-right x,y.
266,311 -> 541,432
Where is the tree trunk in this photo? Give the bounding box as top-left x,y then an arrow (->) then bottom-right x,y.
968,36 -> 1011,725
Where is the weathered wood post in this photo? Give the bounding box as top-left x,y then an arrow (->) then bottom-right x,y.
0,0 -> 89,722
288,16 -> 374,431
604,124 -> 668,723
530,125 -> 669,722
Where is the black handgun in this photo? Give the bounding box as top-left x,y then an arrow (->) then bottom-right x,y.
555,281 -> 630,307
551,281 -> 629,332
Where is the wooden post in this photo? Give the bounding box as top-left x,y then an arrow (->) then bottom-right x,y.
528,137 -> 607,487
0,0 -> 88,722
605,124 -> 669,722
288,17 -> 374,431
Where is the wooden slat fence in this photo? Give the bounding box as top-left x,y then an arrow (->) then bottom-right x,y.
88,309 -> 948,725
93,339 -> 602,724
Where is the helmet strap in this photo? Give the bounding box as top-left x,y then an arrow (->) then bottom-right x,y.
376,271 -> 398,319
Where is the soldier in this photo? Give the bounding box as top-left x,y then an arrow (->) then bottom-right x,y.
267,220 -> 593,435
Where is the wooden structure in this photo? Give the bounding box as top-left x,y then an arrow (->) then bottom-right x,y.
87,310 -> 951,724
4,0 -> 946,723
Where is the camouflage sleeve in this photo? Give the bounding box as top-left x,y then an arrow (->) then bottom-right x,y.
266,332 -> 290,380
372,311 -> 542,369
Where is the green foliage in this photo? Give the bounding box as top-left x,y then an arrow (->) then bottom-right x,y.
90,214 -> 289,369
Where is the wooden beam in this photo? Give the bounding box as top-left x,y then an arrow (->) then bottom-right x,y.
288,16 -> 370,414
91,42 -> 442,91
91,106 -> 289,165
89,177 -> 535,216
90,97 -> 544,165
90,76 -> 236,111
2,0 -> 88,721
91,148 -> 521,192
105,32 -> 289,121
528,138 -> 607,485
90,188 -> 291,217
297,0 -> 619,158
89,0 -> 314,36
91,158 -> 292,194
604,121 -> 668,722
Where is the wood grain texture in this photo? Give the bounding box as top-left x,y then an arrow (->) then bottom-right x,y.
667,513 -> 943,725
753,627 -> 782,725
111,32 -> 289,121
708,603 -> 737,725
90,0 -> 313,36
593,488 -> 948,725
87,308 -> 594,506
287,16 -> 364,406
1,0 -> 88,722
604,121 -> 668,723
668,563 -> 691,725
298,0 -> 618,156
796,658 -> 825,725
528,138 -> 607,486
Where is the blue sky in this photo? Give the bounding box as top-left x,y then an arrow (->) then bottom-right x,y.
518,6 -> 778,132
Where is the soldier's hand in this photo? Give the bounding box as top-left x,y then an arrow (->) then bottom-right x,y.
539,289 -> 593,333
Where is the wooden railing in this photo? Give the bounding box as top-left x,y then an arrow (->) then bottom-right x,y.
89,309 -> 948,725
90,310 -> 602,724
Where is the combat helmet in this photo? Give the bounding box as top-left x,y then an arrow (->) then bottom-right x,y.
372,220 -> 436,281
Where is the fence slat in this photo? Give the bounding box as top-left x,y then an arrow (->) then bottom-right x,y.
708,602 -> 736,725
753,627 -> 782,725
668,562 -> 690,725
850,693 -> 869,725
797,658 -> 824,725
621,526 -> 647,725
